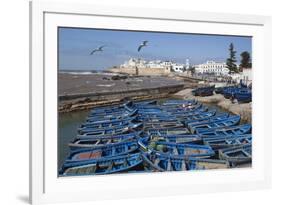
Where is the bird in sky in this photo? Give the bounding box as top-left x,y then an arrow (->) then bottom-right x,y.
137,41 -> 148,52
90,45 -> 105,55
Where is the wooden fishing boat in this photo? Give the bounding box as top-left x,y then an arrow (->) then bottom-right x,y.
148,134 -> 202,144
182,110 -> 218,124
59,153 -> 143,176
219,144 -> 252,166
203,134 -> 252,150
138,116 -> 178,123
143,121 -> 184,130
141,152 -> 188,172
88,107 -> 136,117
66,141 -> 139,162
192,86 -> 215,97
233,91 -> 252,103
78,122 -> 142,135
83,116 -> 136,127
223,87 -> 250,100
198,124 -> 251,136
86,109 -> 138,122
69,132 -> 141,151
146,127 -> 190,136
80,116 -> 137,130
138,138 -> 215,158
191,115 -> 241,134
186,113 -> 229,127
77,123 -> 143,137
188,158 -> 229,170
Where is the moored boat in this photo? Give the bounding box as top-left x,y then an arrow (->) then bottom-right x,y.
218,144 -> 252,166
141,152 -> 188,172
65,141 -> 139,162
148,134 -> 202,144
77,123 -> 143,137
186,113 -> 229,127
69,132 -> 141,151
59,153 -> 143,176
202,134 -> 252,150
198,124 -> 251,136
138,137 -> 215,158
191,115 -> 241,134
146,127 -> 190,136
86,109 -> 138,122
192,86 -> 215,97
188,158 -> 229,170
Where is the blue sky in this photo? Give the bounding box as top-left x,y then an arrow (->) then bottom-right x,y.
58,27 -> 252,70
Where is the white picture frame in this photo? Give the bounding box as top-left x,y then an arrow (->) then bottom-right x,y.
30,1 -> 272,204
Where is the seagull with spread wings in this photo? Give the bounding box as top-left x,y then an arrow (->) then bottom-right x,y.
90,45 -> 105,55
137,41 -> 148,52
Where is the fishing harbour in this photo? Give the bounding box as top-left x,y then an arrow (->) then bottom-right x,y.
59,90 -> 252,176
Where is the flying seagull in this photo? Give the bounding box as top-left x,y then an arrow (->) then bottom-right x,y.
137,41 -> 148,52
90,45 -> 105,55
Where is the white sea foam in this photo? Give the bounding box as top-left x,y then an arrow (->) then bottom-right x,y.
97,84 -> 115,87
60,71 -> 119,76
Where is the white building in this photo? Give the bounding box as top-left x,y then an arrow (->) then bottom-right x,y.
195,61 -> 229,76
147,60 -> 164,68
120,58 -> 146,68
172,64 -> 185,73
120,58 -> 187,73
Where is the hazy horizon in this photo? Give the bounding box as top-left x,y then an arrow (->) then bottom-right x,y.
59,27 -> 252,71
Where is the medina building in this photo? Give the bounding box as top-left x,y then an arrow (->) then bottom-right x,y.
195,60 -> 229,76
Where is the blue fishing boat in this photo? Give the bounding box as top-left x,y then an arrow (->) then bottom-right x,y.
186,113 -> 229,127
86,109 -> 138,122
77,123 -> 143,137
203,134 -> 252,150
219,144 -> 252,166
223,87 -> 251,102
191,115 -> 241,134
143,121 -> 184,130
214,86 -> 226,94
78,122 -> 142,135
198,124 -> 251,136
233,91 -> 252,103
188,158 -> 229,170
183,109 -> 218,124
69,132 -> 141,151
141,152 -> 189,171
83,116 -> 136,127
146,127 -> 190,136
138,138 -> 215,158
59,153 -> 143,176
80,117 -> 137,130
148,134 -> 202,144
138,115 -> 178,123
65,141 -> 139,162
88,107 -> 135,117
192,86 -> 215,97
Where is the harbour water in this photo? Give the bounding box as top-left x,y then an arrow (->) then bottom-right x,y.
58,110 -> 90,169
